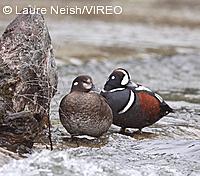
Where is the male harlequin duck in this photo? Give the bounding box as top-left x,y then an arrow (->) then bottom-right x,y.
100,68 -> 174,133
59,75 -> 113,137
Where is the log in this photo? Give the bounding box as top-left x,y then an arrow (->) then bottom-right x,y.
0,8 -> 57,153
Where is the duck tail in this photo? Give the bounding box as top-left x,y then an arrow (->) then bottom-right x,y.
161,103 -> 174,115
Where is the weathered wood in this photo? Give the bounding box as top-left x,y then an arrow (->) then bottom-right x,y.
0,8 -> 57,153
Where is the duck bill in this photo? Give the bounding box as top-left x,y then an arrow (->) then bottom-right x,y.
104,82 -> 115,91
91,84 -> 100,92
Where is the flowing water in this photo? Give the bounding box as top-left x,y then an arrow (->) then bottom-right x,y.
0,1 -> 200,175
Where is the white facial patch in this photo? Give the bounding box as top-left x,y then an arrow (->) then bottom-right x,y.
102,87 -> 125,93
74,82 -> 78,86
119,90 -> 135,114
111,76 -> 115,80
121,75 -> 129,85
83,82 -> 92,90
135,85 -> 152,93
116,69 -> 129,86
155,93 -> 163,103
86,79 -> 91,83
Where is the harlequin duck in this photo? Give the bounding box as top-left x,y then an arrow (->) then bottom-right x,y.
100,68 -> 174,133
59,75 -> 113,137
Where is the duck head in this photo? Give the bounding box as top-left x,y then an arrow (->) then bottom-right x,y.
71,75 -> 95,93
103,68 -> 133,91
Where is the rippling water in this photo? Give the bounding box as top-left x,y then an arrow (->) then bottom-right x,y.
1,53 -> 198,175
1,7 -> 200,176
1,138 -> 200,175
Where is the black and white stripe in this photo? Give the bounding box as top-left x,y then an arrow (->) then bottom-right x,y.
135,85 -> 152,92
118,90 -> 135,114
102,87 -> 125,93
116,69 -> 130,86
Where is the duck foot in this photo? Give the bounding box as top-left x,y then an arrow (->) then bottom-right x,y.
118,128 -> 157,139
132,130 -> 157,139
119,128 -> 133,137
134,129 -> 143,134
119,127 -> 126,134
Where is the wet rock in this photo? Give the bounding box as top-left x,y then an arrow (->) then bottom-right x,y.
61,135 -> 109,148
0,97 -> 6,124
0,111 -> 40,153
0,8 -> 57,152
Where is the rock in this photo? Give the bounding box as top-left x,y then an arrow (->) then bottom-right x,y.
0,8 -> 57,153
0,97 -> 6,124
0,111 -> 40,153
